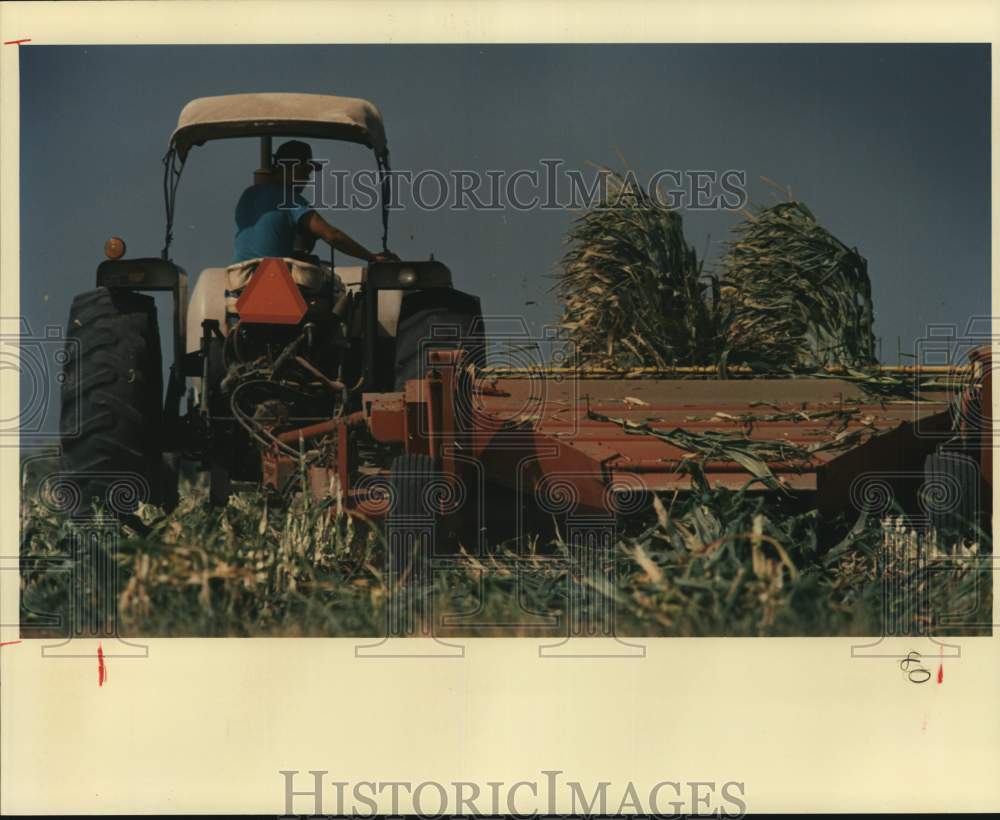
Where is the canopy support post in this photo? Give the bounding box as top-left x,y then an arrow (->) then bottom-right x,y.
161,146 -> 185,261
378,153 -> 391,252
254,136 -> 273,184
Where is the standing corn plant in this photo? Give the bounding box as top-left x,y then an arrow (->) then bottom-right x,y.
555,169 -> 719,369
718,197 -> 876,372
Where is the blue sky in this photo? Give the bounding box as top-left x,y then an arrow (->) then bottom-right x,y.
20,44 -> 990,431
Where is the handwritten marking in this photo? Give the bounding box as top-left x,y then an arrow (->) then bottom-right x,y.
937,644 -> 944,684
3,39 -> 31,45
97,643 -> 107,687
900,650 -> 931,684
0,640 -> 22,648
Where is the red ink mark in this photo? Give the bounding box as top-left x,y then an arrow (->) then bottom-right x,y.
937,644 -> 944,684
97,643 -> 107,687
0,640 -> 22,648
3,39 -> 31,45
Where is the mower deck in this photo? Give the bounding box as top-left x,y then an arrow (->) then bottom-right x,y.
346,352 -> 957,518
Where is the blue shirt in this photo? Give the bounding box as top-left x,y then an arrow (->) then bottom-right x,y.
232,182 -> 313,263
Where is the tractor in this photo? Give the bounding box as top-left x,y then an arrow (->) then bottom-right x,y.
58,92 -> 990,548
59,93 -> 484,525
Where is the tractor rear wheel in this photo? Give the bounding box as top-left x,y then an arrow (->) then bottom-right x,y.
60,287 -> 174,515
392,290 -> 484,391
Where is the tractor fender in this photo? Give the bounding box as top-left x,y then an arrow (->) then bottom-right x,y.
397,287 -> 482,326
392,288 -> 485,390
337,265 -> 403,337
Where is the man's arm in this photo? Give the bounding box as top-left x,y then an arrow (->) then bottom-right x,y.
301,211 -> 398,263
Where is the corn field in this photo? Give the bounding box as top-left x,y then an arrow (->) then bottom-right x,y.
17,172 -> 987,638
19,466 -> 990,638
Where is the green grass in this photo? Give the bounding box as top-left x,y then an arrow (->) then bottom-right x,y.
19,467 -> 991,639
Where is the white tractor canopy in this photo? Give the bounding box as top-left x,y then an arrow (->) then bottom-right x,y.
168,92 -> 389,160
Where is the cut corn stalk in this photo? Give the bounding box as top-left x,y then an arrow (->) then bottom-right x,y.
554,169 -> 719,369
718,198 -> 876,372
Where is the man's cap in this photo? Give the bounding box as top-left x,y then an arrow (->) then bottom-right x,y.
273,140 -> 322,170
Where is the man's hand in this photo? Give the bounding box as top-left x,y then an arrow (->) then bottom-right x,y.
303,211 -> 397,265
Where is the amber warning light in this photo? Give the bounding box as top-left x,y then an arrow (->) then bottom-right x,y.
104,236 -> 126,259
235,258 -> 308,324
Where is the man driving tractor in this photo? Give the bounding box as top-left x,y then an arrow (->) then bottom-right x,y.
233,139 -> 398,264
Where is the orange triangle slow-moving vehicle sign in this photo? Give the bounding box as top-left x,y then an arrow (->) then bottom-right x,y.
235,258 -> 308,325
